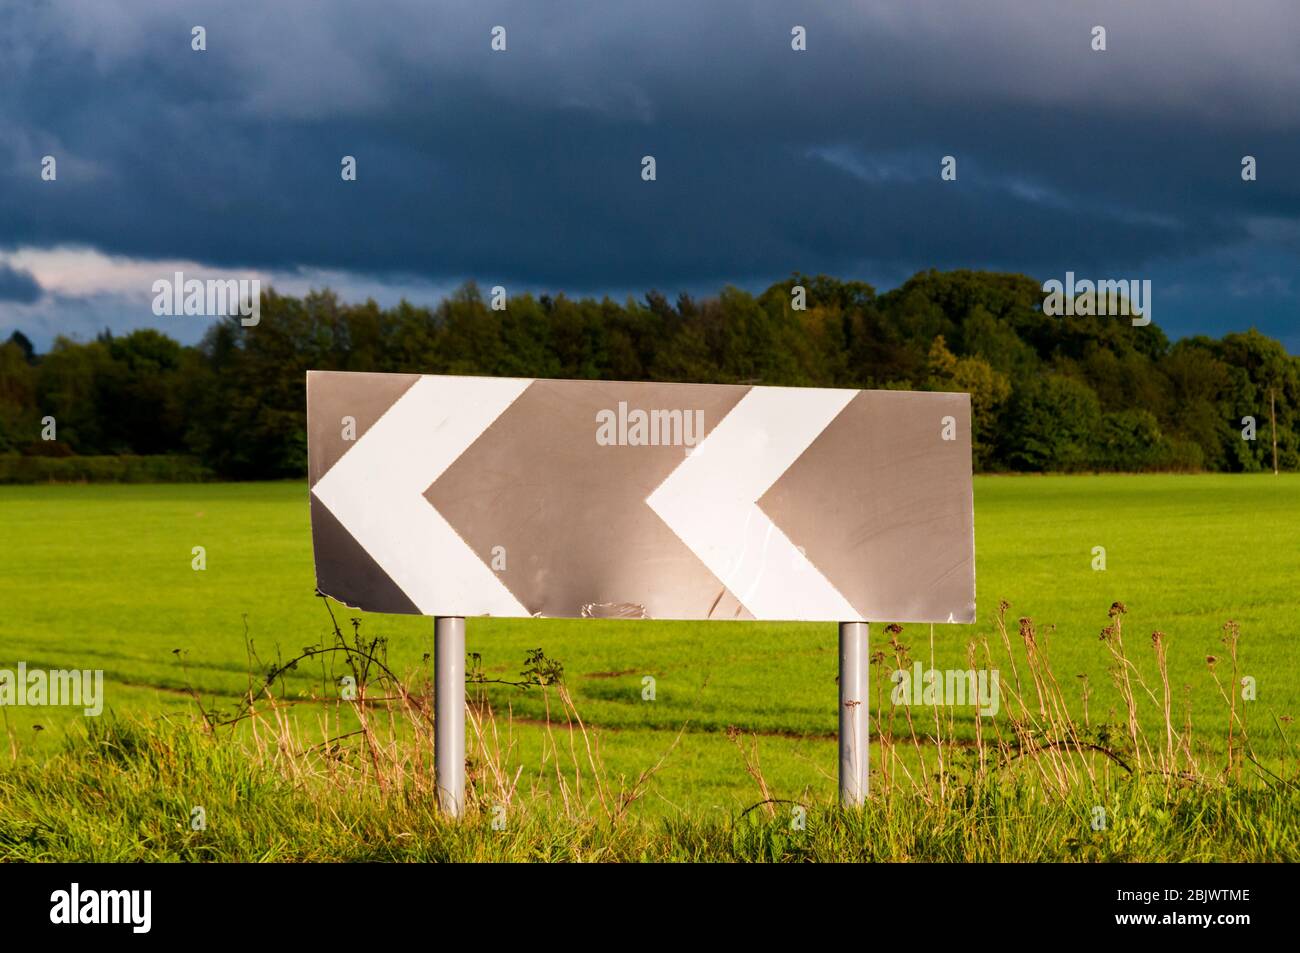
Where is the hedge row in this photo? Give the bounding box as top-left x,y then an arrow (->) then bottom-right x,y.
0,454 -> 213,484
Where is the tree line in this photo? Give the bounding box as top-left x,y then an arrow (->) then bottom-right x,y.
1,270 -> 1295,478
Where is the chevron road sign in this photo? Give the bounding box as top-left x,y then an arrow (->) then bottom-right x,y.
307,371 -> 975,624
307,370 -> 975,815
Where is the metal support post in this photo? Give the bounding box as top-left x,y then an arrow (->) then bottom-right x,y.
434,616 -> 465,817
839,621 -> 868,807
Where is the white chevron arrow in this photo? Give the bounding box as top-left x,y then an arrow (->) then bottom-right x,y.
312,375 -> 533,616
646,386 -> 862,621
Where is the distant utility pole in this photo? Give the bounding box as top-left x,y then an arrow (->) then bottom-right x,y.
1270,388 -> 1279,475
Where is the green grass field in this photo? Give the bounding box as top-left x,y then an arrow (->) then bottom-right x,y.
1,474 -> 1297,821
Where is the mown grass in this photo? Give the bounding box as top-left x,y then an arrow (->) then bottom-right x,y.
0,473 -> 1296,832
1,475 -> 1296,723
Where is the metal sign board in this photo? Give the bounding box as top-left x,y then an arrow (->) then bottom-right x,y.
307,372 -> 975,623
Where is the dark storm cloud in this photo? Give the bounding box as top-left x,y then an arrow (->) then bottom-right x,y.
0,263 -> 42,303
0,0 -> 1297,348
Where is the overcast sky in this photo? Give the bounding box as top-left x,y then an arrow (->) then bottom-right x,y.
1,0 -> 1297,351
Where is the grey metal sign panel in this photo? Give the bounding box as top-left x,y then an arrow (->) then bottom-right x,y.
307,371 -> 975,623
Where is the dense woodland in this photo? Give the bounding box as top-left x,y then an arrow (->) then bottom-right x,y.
1,270 -> 1295,478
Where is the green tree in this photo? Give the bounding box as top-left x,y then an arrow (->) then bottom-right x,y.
1002,373 -> 1102,472
926,336 -> 1011,471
